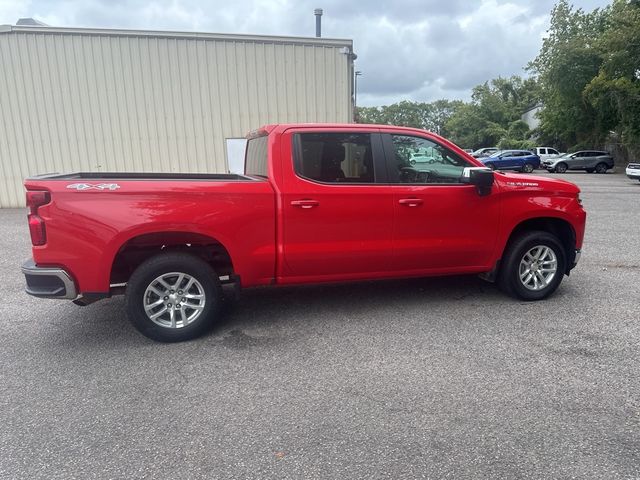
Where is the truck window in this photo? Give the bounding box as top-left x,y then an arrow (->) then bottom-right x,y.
388,135 -> 474,184
294,133 -> 375,183
245,135 -> 268,177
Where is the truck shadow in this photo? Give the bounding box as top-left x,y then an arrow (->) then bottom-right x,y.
40,273 -> 579,349
38,275 -> 506,348
215,275 -> 504,329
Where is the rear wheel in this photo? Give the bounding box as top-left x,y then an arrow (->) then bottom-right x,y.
595,162 -> 608,173
521,163 -> 534,173
498,231 -> 566,301
555,162 -> 568,173
486,163 -> 496,170
125,252 -> 221,342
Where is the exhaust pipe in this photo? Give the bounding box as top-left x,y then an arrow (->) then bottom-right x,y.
314,8 -> 323,37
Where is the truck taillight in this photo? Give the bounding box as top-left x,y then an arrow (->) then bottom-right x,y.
28,214 -> 47,245
26,190 -> 50,246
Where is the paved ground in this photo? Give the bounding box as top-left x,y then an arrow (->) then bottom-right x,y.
1,172 -> 639,479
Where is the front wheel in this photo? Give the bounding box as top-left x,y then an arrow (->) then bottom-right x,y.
555,162 -> 568,173
125,252 -> 222,342
498,231 -> 566,301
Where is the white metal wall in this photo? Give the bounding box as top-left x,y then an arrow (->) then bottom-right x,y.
0,26 -> 354,207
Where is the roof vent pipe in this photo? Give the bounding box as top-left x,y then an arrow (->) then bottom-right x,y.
314,8 -> 323,37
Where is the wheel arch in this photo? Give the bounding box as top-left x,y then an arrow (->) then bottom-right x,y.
502,217 -> 577,274
109,231 -> 235,286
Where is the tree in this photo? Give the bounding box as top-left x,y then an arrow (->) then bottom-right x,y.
445,76 -> 540,148
584,0 -> 640,158
528,0 -> 611,149
356,99 -> 463,135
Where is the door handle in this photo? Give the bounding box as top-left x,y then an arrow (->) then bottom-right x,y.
398,198 -> 423,207
291,199 -> 319,209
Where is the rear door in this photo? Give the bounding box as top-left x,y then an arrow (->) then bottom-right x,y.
383,133 -> 500,272
279,128 -> 395,282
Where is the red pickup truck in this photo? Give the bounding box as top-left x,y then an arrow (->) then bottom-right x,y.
22,124 -> 586,341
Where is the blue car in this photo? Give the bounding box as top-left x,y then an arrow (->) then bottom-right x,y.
481,150 -> 541,173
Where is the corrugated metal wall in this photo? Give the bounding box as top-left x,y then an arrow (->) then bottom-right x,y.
0,26 -> 354,207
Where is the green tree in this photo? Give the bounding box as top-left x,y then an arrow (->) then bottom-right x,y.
356,99 -> 463,134
584,0 -> 640,157
528,0 -> 611,149
445,76 -> 540,148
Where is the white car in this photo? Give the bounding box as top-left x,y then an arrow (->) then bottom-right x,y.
626,163 -> 640,182
532,147 -> 562,162
408,153 -> 436,165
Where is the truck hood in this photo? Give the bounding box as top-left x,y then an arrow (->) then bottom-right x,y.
494,172 -> 580,194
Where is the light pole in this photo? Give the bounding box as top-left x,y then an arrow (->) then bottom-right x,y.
354,70 -> 362,119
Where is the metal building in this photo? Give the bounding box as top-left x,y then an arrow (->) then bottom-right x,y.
0,24 -> 356,207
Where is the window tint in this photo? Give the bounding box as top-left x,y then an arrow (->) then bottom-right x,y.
245,135 -> 268,176
295,133 -> 374,183
548,148 -> 558,155
390,135 -> 473,184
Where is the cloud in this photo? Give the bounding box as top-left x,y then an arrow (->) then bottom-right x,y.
1,0 -> 611,106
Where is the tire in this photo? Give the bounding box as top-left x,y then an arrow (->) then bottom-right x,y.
125,252 -> 222,342
555,162 -> 568,173
498,230 -> 566,301
521,163 -> 534,173
595,162 -> 608,174
486,163 -> 496,170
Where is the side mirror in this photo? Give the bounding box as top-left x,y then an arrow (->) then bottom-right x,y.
461,167 -> 494,196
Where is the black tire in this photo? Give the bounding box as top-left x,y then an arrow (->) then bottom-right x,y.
595,162 -> 608,174
555,162 -> 568,173
521,163 -> 534,173
125,252 -> 221,342
486,163 -> 496,170
586,168 -> 594,173
498,230 -> 566,301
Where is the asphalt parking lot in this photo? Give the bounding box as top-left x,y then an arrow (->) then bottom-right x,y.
1,171 -> 639,479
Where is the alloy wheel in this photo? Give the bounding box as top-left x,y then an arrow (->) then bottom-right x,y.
143,272 -> 206,328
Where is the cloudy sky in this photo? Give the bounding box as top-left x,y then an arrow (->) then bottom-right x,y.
1,0 -> 610,106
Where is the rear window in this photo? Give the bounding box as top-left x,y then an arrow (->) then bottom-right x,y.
245,135 -> 268,176
294,133 -> 375,183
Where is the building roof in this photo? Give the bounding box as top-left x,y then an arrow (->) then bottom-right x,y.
0,24 -> 353,48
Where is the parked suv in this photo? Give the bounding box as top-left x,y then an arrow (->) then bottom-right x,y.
626,162 -> 640,182
481,150 -> 541,173
531,147 -> 561,161
544,151 -> 614,173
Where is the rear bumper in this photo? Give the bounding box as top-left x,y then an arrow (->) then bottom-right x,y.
626,167 -> 640,179
22,259 -> 78,300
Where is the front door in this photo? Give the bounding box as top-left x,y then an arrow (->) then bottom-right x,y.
383,133 -> 501,273
568,152 -> 587,170
279,129 -> 394,283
